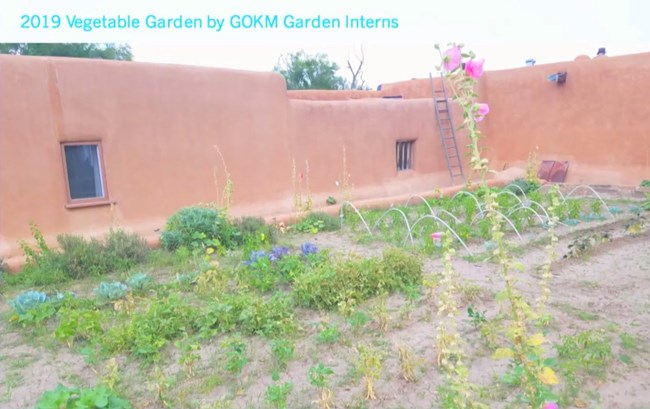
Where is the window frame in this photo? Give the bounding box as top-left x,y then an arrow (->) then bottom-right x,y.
396,139 -> 416,172
60,141 -> 111,208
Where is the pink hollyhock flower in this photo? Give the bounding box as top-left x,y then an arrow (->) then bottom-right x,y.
543,402 -> 559,409
442,46 -> 462,71
473,103 -> 490,121
465,58 -> 484,78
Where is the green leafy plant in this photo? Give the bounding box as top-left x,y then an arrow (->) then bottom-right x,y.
221,335 -> 248,375
294,212 -> 340,234
356,343 -> 384,400
103,228 -> 150,270
308,363 -> 334,409
126,272 -> 153,292
265,381 -> 293,409
467,305 -> 488,328
95,281 -> 129,303
317,322 -> 341,344
160,206 -> 236,251
35,384 -> 132,409
270,339 -> 295,371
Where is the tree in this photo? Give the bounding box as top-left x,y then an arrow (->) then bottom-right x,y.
0,43 -> 133,60
273,50 -> 346,90
346,45 -> 370,90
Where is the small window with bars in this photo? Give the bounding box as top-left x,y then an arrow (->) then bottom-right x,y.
396,140 -> 415,171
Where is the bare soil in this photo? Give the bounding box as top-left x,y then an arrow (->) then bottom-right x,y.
1,213 -> 649,409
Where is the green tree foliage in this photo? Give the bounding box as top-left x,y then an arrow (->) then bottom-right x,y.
0,43 -> 133,60
273,50 -> 347,90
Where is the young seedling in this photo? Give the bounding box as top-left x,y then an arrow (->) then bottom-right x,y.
221,335 -> 248,376
270,339 -> 295,372
373,294 -> 390,333
396,343 -> 419,382
356,343 -> 383,400
265,381 -> 293,409
308,362 -> 335,409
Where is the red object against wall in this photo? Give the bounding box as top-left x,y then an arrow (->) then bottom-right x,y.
538,160 -> 569,182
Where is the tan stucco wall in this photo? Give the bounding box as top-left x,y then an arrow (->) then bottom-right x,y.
2,51 -> 649,268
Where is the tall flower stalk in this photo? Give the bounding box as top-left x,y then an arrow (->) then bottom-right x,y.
436,43 -> 559,408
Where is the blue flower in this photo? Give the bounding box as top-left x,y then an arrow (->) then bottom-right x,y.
242,250 -> 267,265
301,243 -> 318,255
269,246 -> 289,262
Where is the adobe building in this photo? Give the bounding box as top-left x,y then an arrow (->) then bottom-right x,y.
1,51 -> 649,270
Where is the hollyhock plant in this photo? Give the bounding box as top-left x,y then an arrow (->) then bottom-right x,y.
465,58 -> 484,78
473,103 -> 490,121
442,46 -> 462,72
543,402 -> 559,409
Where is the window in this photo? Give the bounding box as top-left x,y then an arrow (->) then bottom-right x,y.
396,140 -> 415,171
61,142 -> 109,206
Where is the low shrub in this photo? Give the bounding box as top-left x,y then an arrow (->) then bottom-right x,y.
35,384 -> 132,409
294,212 -> 340,234
57,235 -> 112,279
14,225 -> 150,285
380,248 -> 423,289
198,291 -> 297,339
233,216 -> 278,246
293,249 -> 423,311
506,178 -> 540,195
104,228 -> 149,270
160,206 -> 238,251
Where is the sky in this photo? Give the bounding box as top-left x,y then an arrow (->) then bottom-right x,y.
2,0 -> 649,88
129,0 -> 650,87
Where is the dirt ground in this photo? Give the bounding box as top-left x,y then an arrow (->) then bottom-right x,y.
1,211 -> 649,409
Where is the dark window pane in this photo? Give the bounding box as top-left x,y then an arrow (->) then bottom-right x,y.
64,145 -> 104,199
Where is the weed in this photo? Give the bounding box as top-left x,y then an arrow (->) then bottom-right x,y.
347,311 -> 370,333
176,337 -> 202,378
619,332 -> 637,350
372,294 -> 390,333
355,343 -> 384,400
317,322 -> 341,344
396,343 -> 420,382
467,305 -> 488,328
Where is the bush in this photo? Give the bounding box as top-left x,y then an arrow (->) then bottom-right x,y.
233,216 -> 278,246
14,225 -> 150,285
294,212 -> 340,233
293,250 -> 422,311
506,178 -> 540,195
198,291 -> 297,339
35,384 -> 131,409
104,229 -> 149,270
381,248 -> 423,289
57,235 -> 112,279
160,206 -> 237,251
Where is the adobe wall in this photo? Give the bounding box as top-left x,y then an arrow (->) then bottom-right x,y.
286,98 -> 466,203
482,53 -> 650,185
0,56 -> 295,264
379,53 -> 650,185
2,51 -> 648,269
0,56 -> 470,267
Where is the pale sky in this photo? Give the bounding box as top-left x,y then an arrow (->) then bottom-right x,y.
2,0 -> 649,88
128,0 -> 650,88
